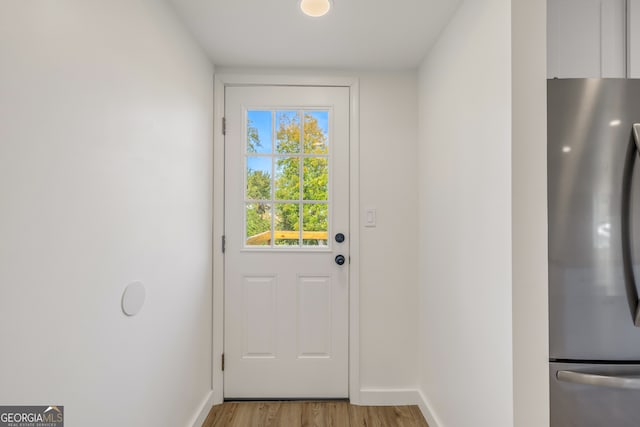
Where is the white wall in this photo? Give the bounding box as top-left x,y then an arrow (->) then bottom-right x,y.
0,2 -> 214,426
359,72 -> 419,395
417,0 -> 514,426
512,0 -> 549,425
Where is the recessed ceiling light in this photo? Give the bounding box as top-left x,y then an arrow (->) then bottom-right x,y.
300,0 -> 331,17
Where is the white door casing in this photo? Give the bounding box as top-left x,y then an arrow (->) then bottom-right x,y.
223,85 -> 350,398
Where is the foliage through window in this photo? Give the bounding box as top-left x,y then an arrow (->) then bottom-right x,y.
245,109 -> 330,248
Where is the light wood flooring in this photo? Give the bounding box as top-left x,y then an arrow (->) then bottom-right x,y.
202,401 -> 429,427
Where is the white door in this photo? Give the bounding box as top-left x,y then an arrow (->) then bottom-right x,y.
224,85 -> 350,399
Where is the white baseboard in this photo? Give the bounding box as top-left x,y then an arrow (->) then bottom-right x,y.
357,388 -> 441,427
416,389 -> 442,427
213,387 -> 224,406
358,388 -> 421,406
188,390 -> 215,427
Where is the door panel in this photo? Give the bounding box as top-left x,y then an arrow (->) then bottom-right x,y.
297,275 -> 332,357
224,86 -> 349,399
547,0 -> 625,78
547,79 -> 640,360
243,276 -> 276,358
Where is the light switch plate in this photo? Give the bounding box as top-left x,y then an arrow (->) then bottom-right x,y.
365,208 -> 376,227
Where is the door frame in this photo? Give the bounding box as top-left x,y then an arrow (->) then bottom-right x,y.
212,72 -> 361,404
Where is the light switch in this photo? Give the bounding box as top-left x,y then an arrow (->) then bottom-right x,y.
365,208 -> 376,227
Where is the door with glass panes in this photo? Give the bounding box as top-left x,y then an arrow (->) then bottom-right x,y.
224,85 -> 350,398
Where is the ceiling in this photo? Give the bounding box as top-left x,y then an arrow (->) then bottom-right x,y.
168,0 -> 462,70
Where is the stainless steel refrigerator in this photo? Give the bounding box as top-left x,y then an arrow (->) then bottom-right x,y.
549,79 -> 640,426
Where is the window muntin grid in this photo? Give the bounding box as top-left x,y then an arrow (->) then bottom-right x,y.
244,109 -> 331,249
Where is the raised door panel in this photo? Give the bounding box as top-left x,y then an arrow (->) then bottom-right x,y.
243,276 -> 277,358
297,276 -> 332,358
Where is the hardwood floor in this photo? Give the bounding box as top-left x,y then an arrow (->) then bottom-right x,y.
202,401 -> 429,427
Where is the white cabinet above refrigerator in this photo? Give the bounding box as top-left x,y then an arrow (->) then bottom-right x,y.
547,0 -> 626,78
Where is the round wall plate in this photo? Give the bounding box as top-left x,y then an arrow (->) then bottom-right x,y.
122,281 -> 146,316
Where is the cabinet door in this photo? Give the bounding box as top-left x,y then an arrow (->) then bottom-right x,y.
628,0 -> 640,77
548,0 -> 625,78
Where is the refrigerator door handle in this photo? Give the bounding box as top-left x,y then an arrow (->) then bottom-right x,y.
557,370 -> 640,390
621,123 -> 640,326
634,124 -> 640,152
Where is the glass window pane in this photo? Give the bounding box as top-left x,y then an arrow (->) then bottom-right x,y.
247,110 -> 272,154
304,111 -> 329,154
242,109 -> 331,251
275,157 -> 300,201
303,157 -> 328,201
276,111 -> 300,154
303,204 -> 328,247
246,157 -> 272,200
246,203 -> 272,246
274,203 -> 300,246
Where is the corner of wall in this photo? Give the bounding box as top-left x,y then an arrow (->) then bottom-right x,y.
416,388 -> 443,427
416,0 -> 515,425
511,0 -> 549,425
189,391 -> 215,427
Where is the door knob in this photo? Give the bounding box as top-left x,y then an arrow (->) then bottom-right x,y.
335,255 -> 346,266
